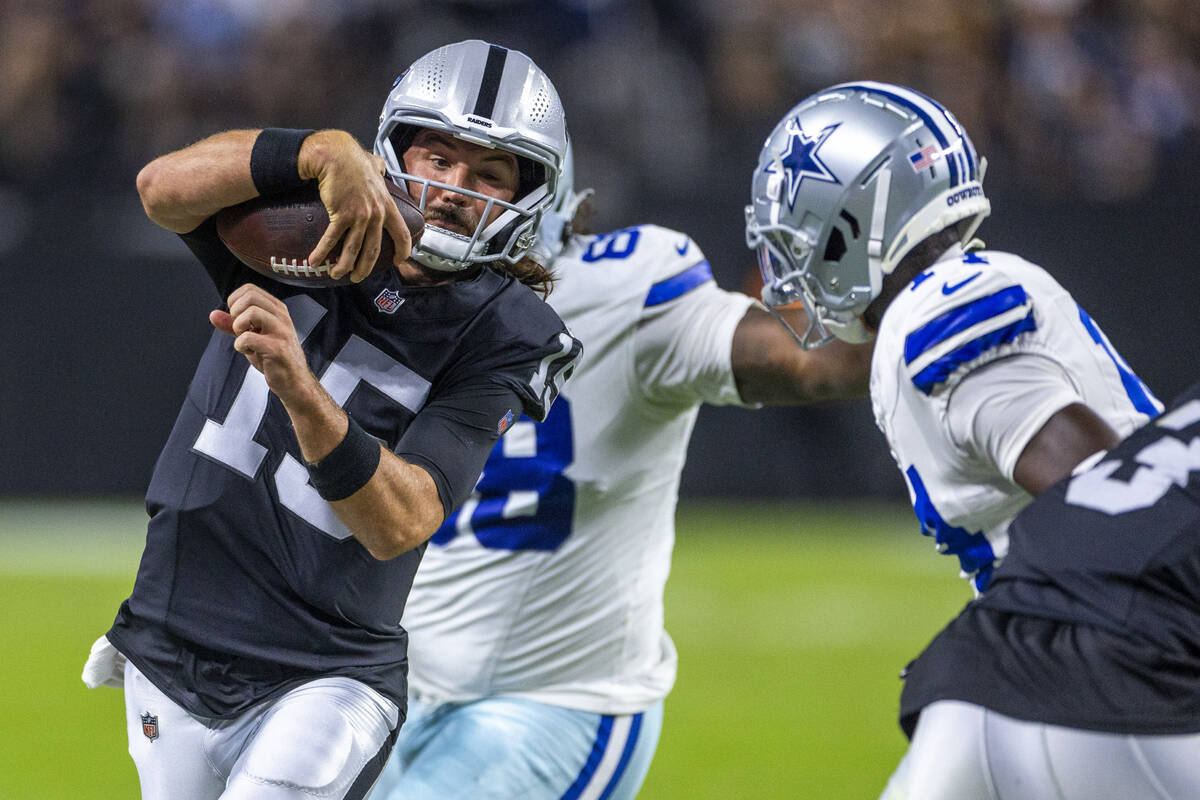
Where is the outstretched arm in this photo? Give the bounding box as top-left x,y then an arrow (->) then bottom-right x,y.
136,129 -> 410,281
731,305 -> 872,405
211,284 -> 442,559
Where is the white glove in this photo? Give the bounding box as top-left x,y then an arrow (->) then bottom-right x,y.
81,634 -> 126,689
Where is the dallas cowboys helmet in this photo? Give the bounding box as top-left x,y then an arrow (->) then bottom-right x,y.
529,139 -> 594,266
746,81 -> 991,347
375,40 -> 568,272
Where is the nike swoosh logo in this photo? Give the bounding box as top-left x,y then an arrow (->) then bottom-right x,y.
942,271 -> 982,295
675,238 -> 689,255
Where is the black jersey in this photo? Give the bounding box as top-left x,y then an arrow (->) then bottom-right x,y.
107,220 -> 581,718
898,381 -> 1200,737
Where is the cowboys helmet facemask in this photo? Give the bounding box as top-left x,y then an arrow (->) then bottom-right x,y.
375,40 -> 568,272
528,139 -> 594,266
745,81 -> 991,348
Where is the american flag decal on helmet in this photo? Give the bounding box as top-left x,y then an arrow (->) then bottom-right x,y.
141,712 -> 159,742
909,144 -> 942,172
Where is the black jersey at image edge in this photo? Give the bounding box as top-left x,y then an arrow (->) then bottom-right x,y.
899,380 -> 1200,737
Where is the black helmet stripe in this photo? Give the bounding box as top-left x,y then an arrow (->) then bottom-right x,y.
472,45 -> 509,120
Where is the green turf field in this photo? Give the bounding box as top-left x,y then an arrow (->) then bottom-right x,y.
0,498 -> 968,799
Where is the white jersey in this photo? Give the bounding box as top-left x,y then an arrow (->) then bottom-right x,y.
402,225 -> 756,714
872,246 -> 1161,592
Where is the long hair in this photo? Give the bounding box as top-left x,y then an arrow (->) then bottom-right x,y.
499,255 -> 555,298
502,193 -> 598,298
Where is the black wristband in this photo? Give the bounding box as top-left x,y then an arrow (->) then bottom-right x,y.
305,415 -> 382,502
249,128 -> 316,196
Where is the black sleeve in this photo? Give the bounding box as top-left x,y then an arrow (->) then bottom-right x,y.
178,218 -> 271,300
495,331 -> 581,423
395,376 -> 526,518
460,329 -> 582,424
396,281 -> 583,516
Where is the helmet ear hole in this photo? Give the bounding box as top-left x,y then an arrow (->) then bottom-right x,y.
838,210 -> 861,238
823,227 -> 847,263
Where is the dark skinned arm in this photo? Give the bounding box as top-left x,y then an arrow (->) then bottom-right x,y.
1012,402 -> 1121,495
730,305 -> 873,405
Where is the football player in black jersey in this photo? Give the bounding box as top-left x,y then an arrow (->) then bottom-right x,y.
80,41 -> 581,800
880,381 -> 1200,799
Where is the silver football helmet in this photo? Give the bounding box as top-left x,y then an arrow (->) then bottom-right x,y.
746,81 -> 991,347
528,139 -> 593,266
375,40 -> 568,272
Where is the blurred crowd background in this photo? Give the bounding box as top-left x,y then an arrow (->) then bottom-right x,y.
3,0 -> 1198,500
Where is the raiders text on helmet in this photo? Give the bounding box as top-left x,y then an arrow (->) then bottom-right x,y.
746,81 -> 991,347
375,40 -> 568,271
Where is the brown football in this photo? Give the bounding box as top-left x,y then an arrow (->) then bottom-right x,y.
214,178 -> 425,287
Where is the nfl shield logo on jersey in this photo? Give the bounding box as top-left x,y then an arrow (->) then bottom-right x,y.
497,409 -> 515,435
374,288 -> 404,314
141,711 -> 159,742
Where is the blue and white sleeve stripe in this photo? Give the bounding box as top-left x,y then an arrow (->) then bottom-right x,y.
904,285 -> 1036,395
1077,306 -> 1162,417
644,261 -> 713,307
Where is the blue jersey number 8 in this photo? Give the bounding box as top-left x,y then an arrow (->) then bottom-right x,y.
432,397 -> 575,551
581,228 -> 641,262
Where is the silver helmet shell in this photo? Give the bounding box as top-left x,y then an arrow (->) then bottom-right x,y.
746,81 -> 990,347
528,138 -> 593,266
375,40 -> 568,272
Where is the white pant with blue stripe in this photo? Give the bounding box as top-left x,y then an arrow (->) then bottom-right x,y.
368,695 -> 663,800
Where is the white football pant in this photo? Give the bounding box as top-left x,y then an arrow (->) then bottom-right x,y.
879,699 -> 1200,799
124,661 -> 398,799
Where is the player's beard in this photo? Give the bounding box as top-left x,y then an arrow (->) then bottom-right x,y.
424,203 -> 477,237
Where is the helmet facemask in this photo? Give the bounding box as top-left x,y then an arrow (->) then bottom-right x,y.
377,121 -> 556,272
372,40 -> 568,272
747,211 -> 833,349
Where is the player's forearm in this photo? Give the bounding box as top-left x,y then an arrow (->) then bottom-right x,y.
136,129 -> 262,233
282,382 -> 442,560
731,305 -> 872,404
328,454 -> 444,560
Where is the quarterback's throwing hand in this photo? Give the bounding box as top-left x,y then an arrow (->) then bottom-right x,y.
210,284 -> 313,401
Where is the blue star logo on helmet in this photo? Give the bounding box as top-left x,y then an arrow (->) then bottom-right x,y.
766,119 -> 841,209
